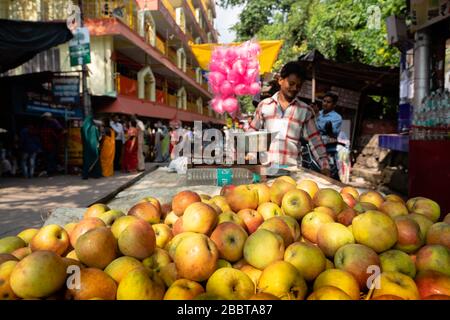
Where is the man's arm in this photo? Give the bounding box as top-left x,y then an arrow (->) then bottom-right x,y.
303,114 -> 331,172
246,104 -> 264,132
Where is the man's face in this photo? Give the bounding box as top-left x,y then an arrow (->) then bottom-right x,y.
278,74 -> 302,100
322,96 -> 336,113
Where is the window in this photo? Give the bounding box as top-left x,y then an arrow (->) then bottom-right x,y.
138,11 -> 156,47
195,68 -> 203,85
175,7 -> 186,33
177,48 -> 187,72
138,66 -> 156,102
177,87 -> 187,110
195,8 -> 202,26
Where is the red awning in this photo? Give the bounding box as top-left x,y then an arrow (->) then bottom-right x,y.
96,95 -> 225,125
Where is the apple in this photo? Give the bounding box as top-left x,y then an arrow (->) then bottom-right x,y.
257,202 -> 284,221
172,191 -> 201,216
11,247 -> 31,261
249,292 -> 280,300
165,232 -> 198,259
257,261 -> 307,300
444,213 -> 450,224
16,228 -> 39,245
336,208 -> 357,226
104,256 -> 144,284
325,259 -> 334,270
172,217 -> 184,236
297,179 -> 319,199
393,216 -> 424,253
194,293 -> 225,300
314,206 -> 337,220
64,223 -> 77,236
65,268 -> 117,300
307,286 -> 352,300
275,176 -> 297,185
220,185 -> 236,198
372,271 -> 420,300
243,229 -> 285,270
142,248 -> 172,274
316,222 -> 355,258
281,189 -> 313,220
340,186 -> 359,201
313,188 -> 345,215
69,217 -> 106,247
226,185 -> 259,212
65,250 -> 78,261
75,227 -> 118,269
138,196 -> 162,216
423,294 -> 450,300
407,213 -> 434,240
164,211 -> 179,228
174,233 -> 218,282
0,237 -> 26,255
30,224 -> 70,256
239,264 -> 262,287
210,222 -> 248,263
334,244 -> 380,290
182,202 -> 217,235
407,197 -> 441,222
202,200 -> 222,214
161,203 -> 172,220
152,223 -> 174,249
353,202 -> 378,214
128,202 -> 161,224
0,260 -> 18,300
415,244 -> 450,276
341,193 -> 357,208
385,194 -> 405,204
210,196 -> 232,213
117,267 -> 165,300
217,259 -> 232,269
206,267 -> 255,300
97,210 -> 125,226
258,217 -> 295,247
10,251 -> 67,299
110,215 -> 140,239
379,249 -> 416,278
371,295 -> 404,300
284,242 -> 326,282
159,262 -> 179,287
200,194 -> 211,201
233,258 -> 249,270
415,270 -> 450,299
83,203 -> 110,219
269,179 -> 296,206
217,211 -> 246,229
359,191 -> 385,209
277,216 -> 301,243
118,218 -> 156,260
249,183 -> 271,204
164,279 -> 205,300
237,209 -> 264,234
301,211 -> 334,244
380,201 -> 409,218
426,222 -> 449,248
351,210 -> 398,253
313,268 -> 360,300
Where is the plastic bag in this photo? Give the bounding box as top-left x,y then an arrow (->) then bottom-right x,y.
167,156 -> 188,174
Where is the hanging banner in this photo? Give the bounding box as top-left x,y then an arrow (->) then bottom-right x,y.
190,40 -> 283,74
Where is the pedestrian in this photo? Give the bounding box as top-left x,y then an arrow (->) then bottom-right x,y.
19,123 -> 41,178
246,61 -> 331,175
161,125 -> 170,162
122,120 -> 138,173
110,114 -> 125,171
132,114 -> 146,172
100,118 -> 115,177
154,121 -> 164,162
81,116 -> 102,180
40,112 -> 64,177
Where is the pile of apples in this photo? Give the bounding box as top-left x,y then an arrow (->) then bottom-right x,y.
0,176 -> 449,300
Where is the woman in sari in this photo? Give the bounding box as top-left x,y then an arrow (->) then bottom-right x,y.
100,119 -> 115,177
122,120 -> 138,173
81,116 -> 102,180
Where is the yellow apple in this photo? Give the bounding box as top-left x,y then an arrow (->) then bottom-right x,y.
217,211 -> 246,229
307,286 -> 352,300
316,222 -> 355,258
104,256 -> 144,283
164,211 -> 179,228
16,228 -> 39,245
269,179 -> 296,206
225,185 -> 259,212
30,224 -> 70,256
210,222 -> 248,262
281,189 -> 313,220
359,191 -> 385,209
372,271 -> 420,300
297,179 -> 319,199
284,242 -> 326,282
243,229 -> 284,270
182,202 -> 218,235
257,202 -> 284,221
152,223 -> 174,249
249,183 -> 271,205
301,211 -> 334,244
164,279 -> 205,300
0,237 -> 26,255
206,267 -> 255,300
117,267 -> 165,300
239,264 -> 262,287
313,268 -> 360,300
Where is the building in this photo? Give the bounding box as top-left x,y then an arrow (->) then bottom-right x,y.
0,0 -> 225,126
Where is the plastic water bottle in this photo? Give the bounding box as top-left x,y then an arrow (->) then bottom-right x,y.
186,168 -> 259,186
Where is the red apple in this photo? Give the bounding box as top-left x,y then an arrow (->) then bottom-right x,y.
415,270 -> 450,299
237,209 -> 264,234
172,191 -> 201,216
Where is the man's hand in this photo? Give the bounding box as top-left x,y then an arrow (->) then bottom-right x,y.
321,168 -> 331,177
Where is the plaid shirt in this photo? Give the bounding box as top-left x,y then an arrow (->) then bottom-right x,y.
248,92 -> 330,169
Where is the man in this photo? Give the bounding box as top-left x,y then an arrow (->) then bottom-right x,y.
132,114 -> 146,172
110,115 -> 125,171
316,92 -> 343,180
247,62 -> 330,175
40,112 -> 64,176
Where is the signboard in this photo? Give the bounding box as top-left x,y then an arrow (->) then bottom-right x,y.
410,0 -> 449,31
136,0 -> 159,11
69,27 -> 91,67
53,76 -> 80,105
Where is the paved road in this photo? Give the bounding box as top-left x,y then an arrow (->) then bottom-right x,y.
0,164 -> 160,237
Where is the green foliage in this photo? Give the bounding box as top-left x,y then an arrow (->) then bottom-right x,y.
220,0 -> 407,68
238,95 -> 256,114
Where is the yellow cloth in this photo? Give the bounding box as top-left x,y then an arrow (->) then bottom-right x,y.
100,130 -> 115,177
189,40 -> 284,74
